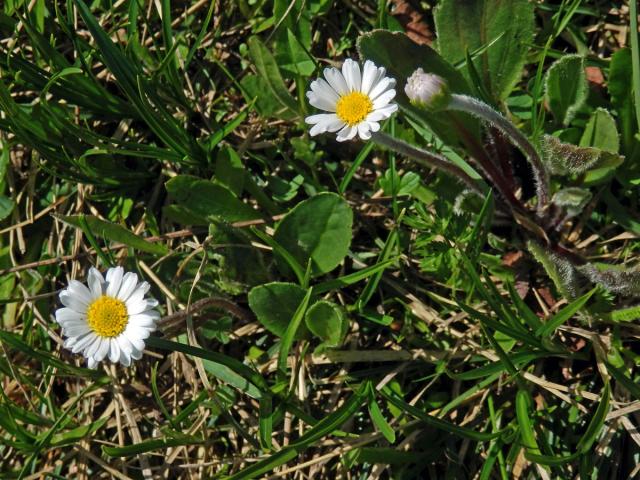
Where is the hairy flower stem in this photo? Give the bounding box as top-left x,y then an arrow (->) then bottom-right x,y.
448,94 -> 550,217
371,131 -> 485,198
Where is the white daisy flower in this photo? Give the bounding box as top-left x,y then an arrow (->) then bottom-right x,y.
305,59 -> 398,142
55,267 -> 160,369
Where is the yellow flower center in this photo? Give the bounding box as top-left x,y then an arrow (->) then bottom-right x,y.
336,91 -> 372,126
86,296 -> 128,337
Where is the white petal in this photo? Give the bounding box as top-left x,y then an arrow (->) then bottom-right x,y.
93,338 -> 110,362
116,272 -> 139,302
307,91 -> 337,112
336,125 -> 358,142
357,123 -> 372,140
61,280 -> 92,309
130,347 -> 143,360
361,60 -> 379,95
130,312 -> 160,328
306,113 -> 345,136
87,268 -> 104,299
108,339 -> 120,363
368,77 -> 395,101
87,357 -> 98,369
125,282 -> 151,314
72,333 -> 97,354
373,90 -> 397,110
309,78 -> 339,103
367,103 -> 398,122
126,325 -> 151,342
342,59 -> 361,92
55,307 -> 85,325
63,324 -> 91,337
85,337 -> 103,359
106,266 -> 124,298
368,121 -> 381,133
117,335 -> 133,355
119,348 -> 132,367
145,298 -> 159,309
323,67 -> 349,96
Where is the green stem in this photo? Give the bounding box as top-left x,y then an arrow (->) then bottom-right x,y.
371,132 -> 484,197
448,94 -> 550,217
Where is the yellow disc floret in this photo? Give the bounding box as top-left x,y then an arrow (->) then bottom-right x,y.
86,296 -> 128,337
336,92 -> 373,126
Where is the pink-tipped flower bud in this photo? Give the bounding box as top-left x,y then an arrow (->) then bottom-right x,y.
404,69 -> 450,111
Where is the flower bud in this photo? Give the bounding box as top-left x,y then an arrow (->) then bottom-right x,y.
404,69 -> 450,111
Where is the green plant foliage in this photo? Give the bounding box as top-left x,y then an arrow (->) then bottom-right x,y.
273,192 -> 353,277
0,1 -> 636,478
552,188 -> 592,218
248,282 -> 308,338
608,48 -> 638,157
243,36 -> 301,120
357,30 -> 479,147
304,300 -> 348,347
434,0 -> 535,101
580,108 -> 620,152
55,214 -> 167,255
541,135 -> 623,177
544,54 -> 588,126
165,175 -> 261,225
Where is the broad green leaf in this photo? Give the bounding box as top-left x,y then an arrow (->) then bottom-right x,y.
434,0 -> 535,100
357,30 -> 479,148
251,227 -> 306,285
0,195 -> 14,221
273,193 -> 353,277
248,282 -> 308,338
304,300 -> 348,347
527,240 -> 580,300
273,0 -> 311,50
541,135 -> 623,177
609,48 -> 636,155
166,175 -> 260,224
544,55 -> 587,125
580,108 -> 619,152
580,108 -> 623,185
215,147 -> 245,196
55,214 -> 167,255
551,187 -> 592,218
577,262 -> 640,297
279,28 -> 315,76
246,36 -> 300,120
